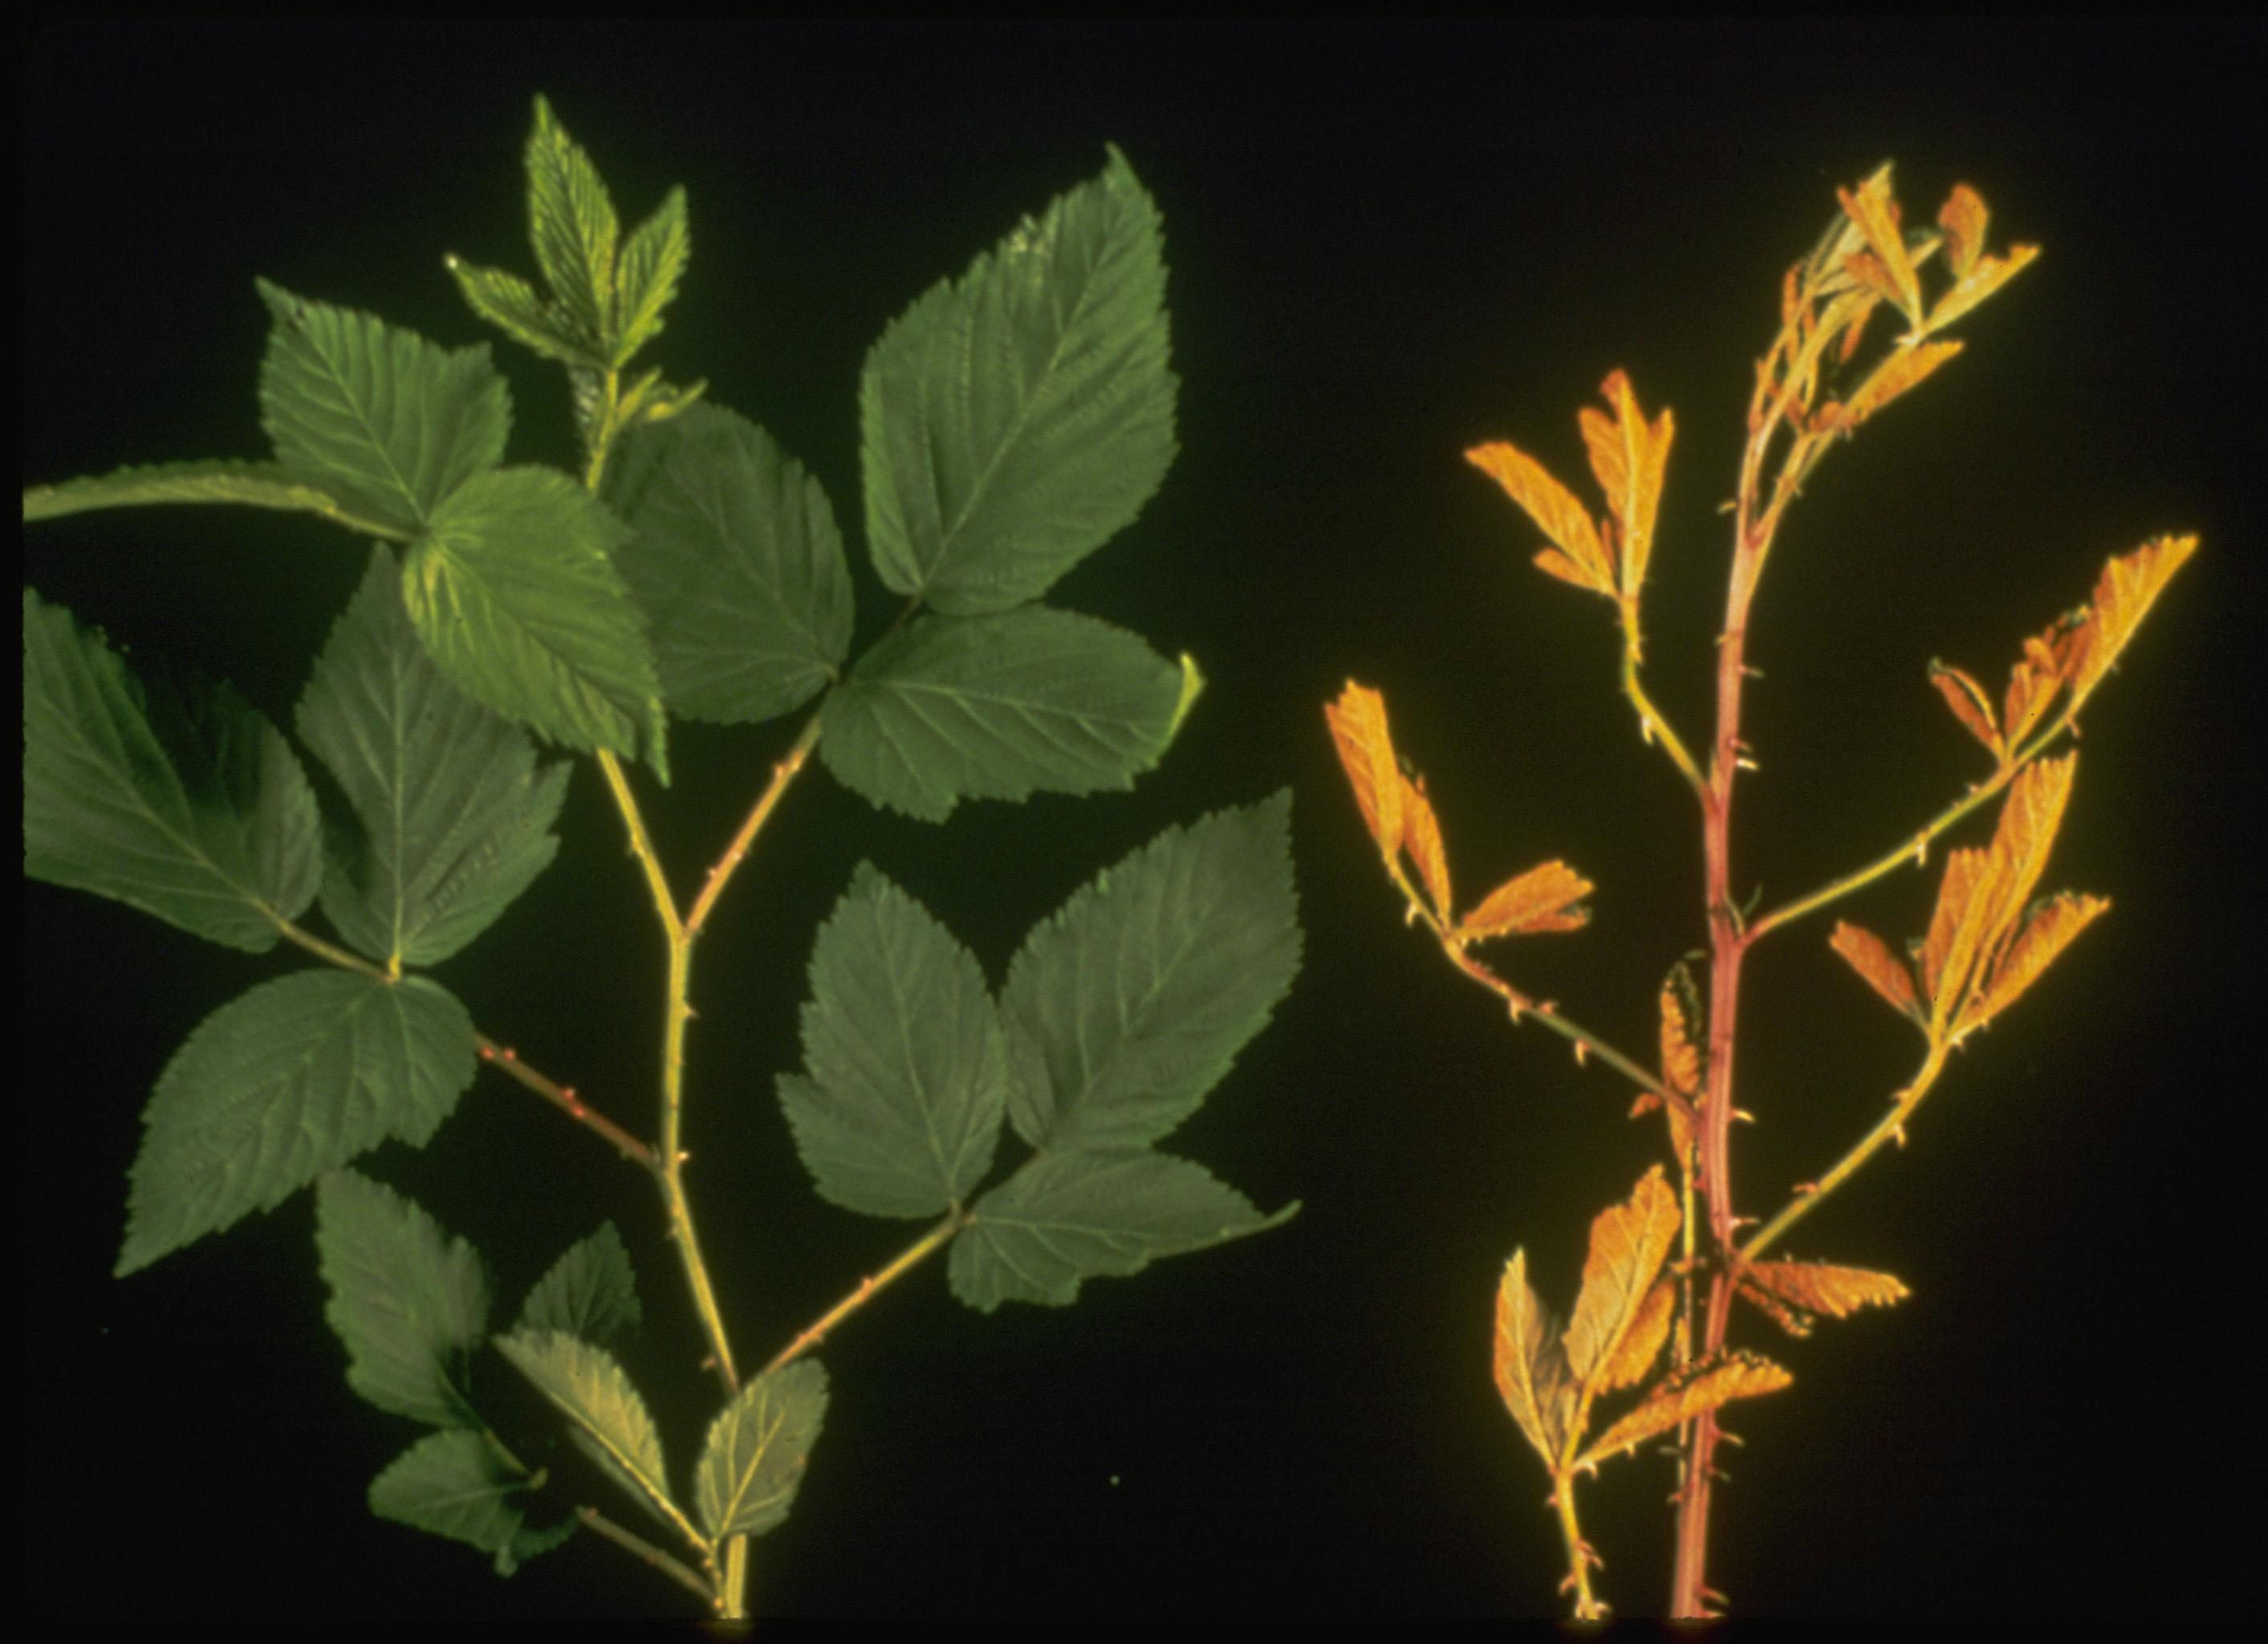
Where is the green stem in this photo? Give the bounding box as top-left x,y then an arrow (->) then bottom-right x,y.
1740,1041 -> 1948,1264
764,1211 -> 969,1376
1551,1475 -> 1605,1620
574,1505 -> 717,1605
1621,634 -> 1709,807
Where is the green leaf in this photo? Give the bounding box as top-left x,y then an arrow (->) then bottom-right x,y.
117,971 -> 478,1275
494,1329 -> 689,1541
780,865 -> 1006,1217
604,405 -> 852,725
404,466 -> 669,780
1001,791 -> 1300,1149
297,547 -> 571,967
254,279 -> 510,534
524,96 -> 619,347
370,1430 -> 575,1577
23,588 -> 321,953
860,144 -> 1176,613
518,1222 -> 642,1345
612,185 -> 691,364
693,1360 -> 830,1543
949,1147 -> 1296,1312
817,608 -> 1182,821
22,458 -> 397,534
315,1168 -> 490,1428
445,257 -> 600,369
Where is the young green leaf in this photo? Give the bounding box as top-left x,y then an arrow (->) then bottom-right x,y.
612,185 -> 692,364
493,1329 -> 692,1544
22,458 -> 382,531
779,865 -> 1008,1218
817,607 -> 1183,821
297,547 -> 571,968
1001,791 -> 1299,1150
604,404 -> 852,725
517,1222 -> 643,1345
693,1360 -> 830,1543
254,279 -> 510,534
315,1169 -> 491,1429
445,257 -> 597,370
523,95 -> 620,348
404,466 -> 669,780
370,1430 -> 575,1576
948,1146 -> 1296,1312
860,145 -> 1176,613
118,971 -> 478,1276
24,588 -> 321,953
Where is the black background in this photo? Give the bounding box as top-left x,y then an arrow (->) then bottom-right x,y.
24,18 -> 2258,1618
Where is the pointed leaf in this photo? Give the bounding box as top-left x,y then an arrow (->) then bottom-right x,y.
1579,370 -> 1673,602
1830,921 -> 1925,1026
1920,846 -> 1998,1030
518,1222 -> 643,1345
1837,169 -> 1921,323
404,466 -> 667,777
819,608 -> 1181,822
25,588 -> 320,953
445,257 -> 598,369
524,96 -> 619,345
1465,441 -> 1613,596
1975,753 -> 2078,957
493,1329 -> 688,1540
370,1430 -> 575,1577
118,971 -> 478,1275
1492,1249 -> 1571,1465
948,1146 -> 1295,1312
1938,184 -> 1989,279
1563,1166 -> 1681,1397
1927,660 -> 2004,760
1595,1279 -> 1677,1398
612,185 -> 691,364
779,865 -> 1007,1218
1960,891 -> 2111,1036
1458,861 -> 1593,942
1000,793 -> 1300,1150
2002,617 -> 2084,752
1575,1352 -> 1792,1471
23,458 -> 384,531
693,1360 -> 830,1542
315,1169 -> 490,1428
603,404 -> 852,725
1738,1259 -> 1909,1331
1828,340 -> 1962,433
297,547 -> 571,967
1927,244 -> 2041,335
255,280 -> 509,534
1323,681 -> 1404,866
1399,770 -> 1451,919
2069,535 -> 2197,711
861,145 -> 1175,613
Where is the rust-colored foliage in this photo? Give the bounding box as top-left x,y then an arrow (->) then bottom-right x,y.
1327,163 -> 2192,1618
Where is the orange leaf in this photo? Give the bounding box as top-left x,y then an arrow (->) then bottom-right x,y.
1563,1167 -> 1681,1398
1657,971 -> 1703,1100
1830,922 -> 1925,1027
1575,1351 -> 1793,1472
1927,243 -> 2041,335
1466,441 -> 1615,598
1734,1276 -> 1812,1337
1324,682 -> 1404,867
1595,1278 -> 1677,1398
1832,339 -> 1963,432
1494,1250 -> 1571,1466
2001,617 -> 2085,754
1838,169 -> 1922,322
1399,768 -> 1453,921
1459,861 -> 1593,942
1938,183 -> 1989,279
2068,534 -> 2198,711
1578,370 -> 1675,603
1920,845 -> 1998,1030
1927,661 -> 2004,760
1958,890 -> 2111,1037
1977,753 -> 2078,955
1739,1259 -> 1910,1325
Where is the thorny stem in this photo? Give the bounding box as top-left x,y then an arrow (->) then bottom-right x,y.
1620,636 -> 1710,808
764,1211 -> 971,1376
573,1505 -> 717,1605
1741,1041 -> 1949,1265
687,713 -> 824,940
1551,1477 -> 1606,1621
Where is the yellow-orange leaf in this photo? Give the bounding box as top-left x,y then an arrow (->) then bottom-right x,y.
1467,441 -> 1614,598
1325,682 -> 1404,867
1734,1275 -> 1811,1336
1459,861 -> 1593,942
2002,618 -> 2084,753
1977,753 -> 2077,954
1400,769 -> 1452,920
1494,1250 -> 1571,1466
1835,339 -> 1963,431
1920,845 -> 1998,1030
1938,183 -> 1989,279
1959,890 -> 2111,1038
1927,243 -> 2041,335
1578,370 -> 1675,603
1740,1259 -> 1911,1322
1563,1167 -> 1681,1398
1927,661 -> 2004,760
1830,921 -> 1925,1027
2069,534 -> 2198,711
1575,1351 -> 1793,1472
1658,973 -> 1703,1099
1595,1278 -> 1677,1398
1839,169 -> 1921,321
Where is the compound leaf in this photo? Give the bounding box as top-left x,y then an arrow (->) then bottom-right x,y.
693,1360 -> 830,1543
1000,792 -> 1300,1150
315,1168 -> 490,1429
118,971 -> 478,1275
861,145 -> 1176,614
24,588 -> 320,953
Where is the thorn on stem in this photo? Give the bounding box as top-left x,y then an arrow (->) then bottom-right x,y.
1573,1041 -> 1590,1068
1732,1108 -> 1756,1124
502,1047 -> 517,1061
